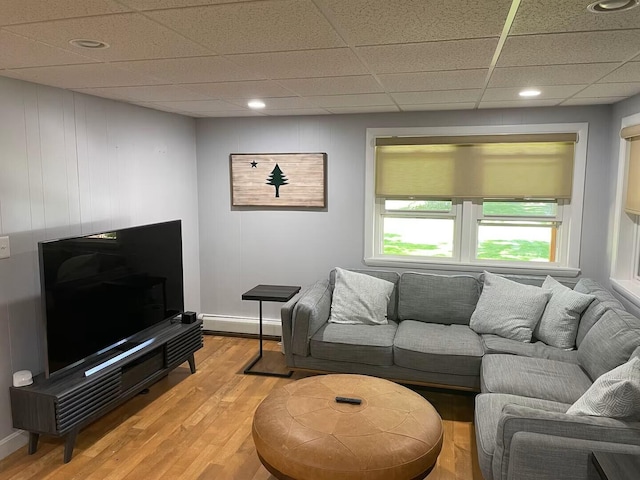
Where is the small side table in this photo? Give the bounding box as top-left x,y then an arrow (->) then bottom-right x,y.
591,451 -> 640,480
242,284 -> 300,377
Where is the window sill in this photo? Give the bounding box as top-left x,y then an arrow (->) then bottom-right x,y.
610,279 -> 640,309
364,256 -> 580,278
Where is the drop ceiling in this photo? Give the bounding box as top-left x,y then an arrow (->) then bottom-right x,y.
1,0 -> 639,117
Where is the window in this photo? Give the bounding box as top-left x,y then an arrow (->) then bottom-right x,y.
365,124 -> 588,275
611,114 -> 640,305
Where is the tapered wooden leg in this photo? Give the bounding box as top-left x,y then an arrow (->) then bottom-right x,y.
63,429 -> 78,463
28,432 -> 39,454
188,354 -> 196,374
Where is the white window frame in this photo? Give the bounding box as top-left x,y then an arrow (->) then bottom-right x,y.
610,112 -> 640,306
364,123 -> 588,277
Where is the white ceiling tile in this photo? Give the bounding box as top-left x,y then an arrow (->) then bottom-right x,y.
277,76 -> 383,96
195,110 -> 267,117
228,48 -> 368,79
0,31 -> 96,69
316,0 -> 511,44
3,63 -> 166,88
308,93 -> 395,108
498,30 -> 640,67
147,0 -> 345,54
357,39 -> 499,74
0,0 -> 130,26
400,103 -> 476,111
116,56 -> 266,83
482,85 -> 586,101
325,105 -> 400,114
6,13 -> 212,62
118,0 -> 254,10
149,99 -> 246,112
489,64 -> 619,88
574,83 -> 640,98
510,0 -> 640,35
182,81 -> 294,99
75,85 -> 214,102
263,108 -> 331,116
599,62 -> 640,83
560,97 -> 626,106
392,90 -> 482,104
379,70 -> 488,92
479,99 -> 561,109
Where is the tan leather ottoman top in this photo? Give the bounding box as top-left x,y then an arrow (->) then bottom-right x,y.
252,374 -> 443,480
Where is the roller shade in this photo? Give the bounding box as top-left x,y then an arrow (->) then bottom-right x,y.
375,134 -> 577,199
622,125 -> 640,215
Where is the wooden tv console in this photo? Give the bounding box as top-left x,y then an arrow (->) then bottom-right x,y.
10,319 -> 203,463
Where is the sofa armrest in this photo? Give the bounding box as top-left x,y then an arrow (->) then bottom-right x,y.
494,404 -> 640,480
505,431 -> 640,480
282,279 -> 332,360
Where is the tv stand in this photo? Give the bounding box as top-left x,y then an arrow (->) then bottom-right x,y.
10,319 -> 202,463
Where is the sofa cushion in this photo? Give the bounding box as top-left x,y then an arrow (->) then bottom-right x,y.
309,321 -> 398,367
578,308 -> 640,381
470,272 -> 551,342
481,334 -> 579,364
568,356 -> 640,420
534,276 -> 594,350
393,321 -> 483,376
397,272 -> 480,325
328,267 -> 394,325
474,393 -> 570,480
574,278 -> 625,347
329,269 -> 400,321
481,354 -> 592,404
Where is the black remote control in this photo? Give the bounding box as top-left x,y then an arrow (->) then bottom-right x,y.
335,396 -> 362,405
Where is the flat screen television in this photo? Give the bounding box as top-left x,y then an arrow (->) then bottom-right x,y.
38,220 -> 184,378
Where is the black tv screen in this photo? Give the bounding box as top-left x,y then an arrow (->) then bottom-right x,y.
38,220 -> 184,378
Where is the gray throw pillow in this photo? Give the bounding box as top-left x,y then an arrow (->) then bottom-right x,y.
567,356 -> 640,420
470,271 -> 551,342
534,276 -> 594,350
328,268 -> 394,325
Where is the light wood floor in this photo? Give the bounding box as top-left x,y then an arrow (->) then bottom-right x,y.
0,335 -> 483,480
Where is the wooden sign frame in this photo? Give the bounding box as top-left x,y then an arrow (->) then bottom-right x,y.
229,153 -> 327,208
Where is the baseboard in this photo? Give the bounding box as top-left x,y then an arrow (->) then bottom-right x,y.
200,314 -> 282,337
0,430 -> 28,460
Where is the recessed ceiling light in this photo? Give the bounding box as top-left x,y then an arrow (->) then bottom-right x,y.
519,89 -> 541,98
69,39 -> 109,49
587,0 -> 639,13
247,99 -> 266,109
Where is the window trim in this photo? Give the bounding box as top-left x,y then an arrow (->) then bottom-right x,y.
364,123 -> 588,277
611,112 -> 640,306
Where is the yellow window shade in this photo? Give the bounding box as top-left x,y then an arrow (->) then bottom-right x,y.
625,135 -> 640,216
375,136 -> 576,199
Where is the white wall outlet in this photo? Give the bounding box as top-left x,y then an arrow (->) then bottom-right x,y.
0,236 -> 10,259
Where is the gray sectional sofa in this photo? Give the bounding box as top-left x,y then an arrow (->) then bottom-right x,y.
280,269 -> 640,480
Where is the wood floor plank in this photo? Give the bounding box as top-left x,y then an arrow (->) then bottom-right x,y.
0,335 -> 483,480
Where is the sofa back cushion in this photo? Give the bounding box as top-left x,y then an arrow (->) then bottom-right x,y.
398,272 -> 480,325
578,308 -> 640,381
574,278 -> 624,347
329,269 -> 400,321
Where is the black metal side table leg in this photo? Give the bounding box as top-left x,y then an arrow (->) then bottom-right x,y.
243,300 -> 293,378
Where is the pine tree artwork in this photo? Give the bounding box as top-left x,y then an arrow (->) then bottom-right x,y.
266,163 -> 288,197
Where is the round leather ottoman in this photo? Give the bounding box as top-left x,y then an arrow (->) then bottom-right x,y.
252,374 -> 443,480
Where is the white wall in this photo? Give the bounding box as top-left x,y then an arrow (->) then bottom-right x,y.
0,76 -> 200,457
196,106 -> 614,325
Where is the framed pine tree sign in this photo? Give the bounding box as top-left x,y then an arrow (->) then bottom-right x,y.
229,153 -> 327,208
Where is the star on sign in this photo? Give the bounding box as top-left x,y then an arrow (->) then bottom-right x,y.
250,161 -> 258,168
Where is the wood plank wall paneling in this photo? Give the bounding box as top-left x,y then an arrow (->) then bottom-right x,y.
0,76 -> 200,448
0,336 -> 483,480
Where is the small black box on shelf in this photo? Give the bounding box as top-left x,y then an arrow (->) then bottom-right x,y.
181,311 -> 197,324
